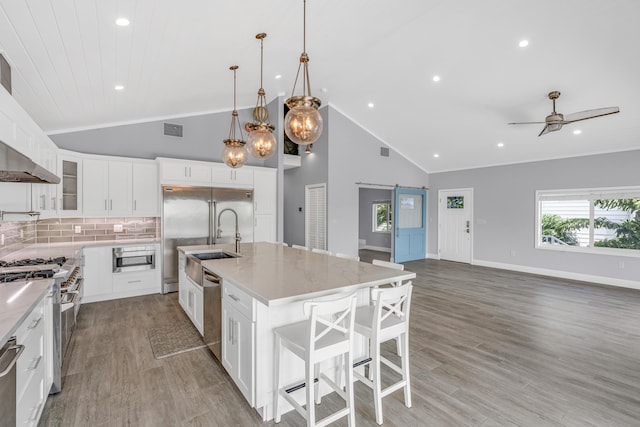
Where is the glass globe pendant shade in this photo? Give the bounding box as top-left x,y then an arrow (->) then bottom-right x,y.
284,97 -> 323,146
247,125 -> 277,160
222,140 -> 248,168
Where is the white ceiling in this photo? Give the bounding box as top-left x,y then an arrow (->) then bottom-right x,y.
0,0 -> 638,173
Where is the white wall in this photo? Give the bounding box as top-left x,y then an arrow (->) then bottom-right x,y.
428,150 -> 640,288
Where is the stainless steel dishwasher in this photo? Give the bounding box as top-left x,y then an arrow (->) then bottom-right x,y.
202,268 -> 222,361
0,337 -> 24,427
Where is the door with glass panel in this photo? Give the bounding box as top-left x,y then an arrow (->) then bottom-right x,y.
393,188 -> 427,263
438,189 -> 472,263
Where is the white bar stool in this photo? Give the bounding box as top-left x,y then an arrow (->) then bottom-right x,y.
292,244 -> 309,250
335,252 -> 360,261
311,248 -> 332,255
274,293 -> 358,427
354,282 -> 413,425
372,259 -> 405,272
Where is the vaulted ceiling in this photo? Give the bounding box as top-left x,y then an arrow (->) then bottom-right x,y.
0,0 -> 638,173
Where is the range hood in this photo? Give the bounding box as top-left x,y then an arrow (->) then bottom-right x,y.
0,141 -> 60,184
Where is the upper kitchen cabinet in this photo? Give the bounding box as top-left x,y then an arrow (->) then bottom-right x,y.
132,162 -> 159,216
158,158 -> 211,186
31,140 -> 60,217
83,158 -> 132,217
211,163 -> 253,188
56,151 -> 83,217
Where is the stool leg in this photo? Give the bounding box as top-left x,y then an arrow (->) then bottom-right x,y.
373,340 -> 383,425
306,360 -> 316,427
274,334 -> 282,423
345,350 -> 355,427
401,332 -> 412,408
367,337 -> 374,381
396,336 -> 402,357
314,360 -> 321,404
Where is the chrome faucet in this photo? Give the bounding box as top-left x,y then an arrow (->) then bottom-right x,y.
216,208 -> 241,253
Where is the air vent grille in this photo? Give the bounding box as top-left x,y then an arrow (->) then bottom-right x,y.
164,123 -> 183,137
380,147 -> 389,157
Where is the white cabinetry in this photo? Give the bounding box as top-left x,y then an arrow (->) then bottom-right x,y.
211,163 -> 253,188
132,162 -> 159,216
31,144 -> 59,217
82,246 -> 113,299
159,159 -> 211,185
221,280 -> 255,405
15,296 -> 47,427
253,168 -> 277,243
178,252 -> 188,309
177,253 -> 203,335
83,159 -> 132,216
56,152 -> 83,216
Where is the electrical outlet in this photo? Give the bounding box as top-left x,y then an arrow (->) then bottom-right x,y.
74,225 -> 82,234
114,224 -> 123,233
618,261 -> 625,269
510,250 -> 516,257
0,234 -> 4,245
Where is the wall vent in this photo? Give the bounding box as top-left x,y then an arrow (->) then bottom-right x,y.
164,123 -> 183,137
380,147 -> 389,157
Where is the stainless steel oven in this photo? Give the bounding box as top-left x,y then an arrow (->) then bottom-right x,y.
112,246 -> 156,273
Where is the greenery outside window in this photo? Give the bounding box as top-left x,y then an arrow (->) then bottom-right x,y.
373,201 -> 392,233
536,186 -> 640,256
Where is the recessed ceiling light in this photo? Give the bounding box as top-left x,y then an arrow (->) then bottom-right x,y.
367,102 -> 374,108
433,154 -> 439,158
114,85 -> 124,91
275,74 -> 282,80
497,142 -> 504,148
519,39 -> 529,48
115,18 -> 130,27
573,129 -> 582,135
432,75 -> 441,82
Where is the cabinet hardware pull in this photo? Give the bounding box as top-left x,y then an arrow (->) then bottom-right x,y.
128,280 -> 142,283
29,403 -> 42,421
189,166 -> 192,177
60,198 -> 63,210
52,196 -> 56,210
229,294 -> 240,302
28,355 -> 42,371
0,344 -> 24,377
40,194 -> 45,210
28,317 -> 42,329
134,200 -> 137,211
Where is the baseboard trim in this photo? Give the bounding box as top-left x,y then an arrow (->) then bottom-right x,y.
361,245 -> 391,253
472,259 -> 640,291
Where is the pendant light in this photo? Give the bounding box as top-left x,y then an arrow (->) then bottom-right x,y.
284,0 -> 323,146
222,65 -> 248,168
247,33 -> 277,160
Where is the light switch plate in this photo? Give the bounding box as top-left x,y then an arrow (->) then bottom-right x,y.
114,224 -> 123,232
74,226 -> 81,234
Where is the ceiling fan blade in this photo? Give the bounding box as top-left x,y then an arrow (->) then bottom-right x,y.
508,121 -> 546,125
538,125 -> 551,137
562,107 -> 620,124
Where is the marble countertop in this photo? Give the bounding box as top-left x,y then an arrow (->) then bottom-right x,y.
0,279 -> 53,344
179,242 -> 415,306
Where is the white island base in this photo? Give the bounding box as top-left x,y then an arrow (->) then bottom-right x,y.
178,242 -> 416,421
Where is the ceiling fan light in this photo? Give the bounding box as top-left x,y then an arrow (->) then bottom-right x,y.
547,123 -> 562,132
284,97 -> 323,145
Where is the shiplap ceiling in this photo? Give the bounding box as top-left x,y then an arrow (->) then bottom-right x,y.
0,0 -> 639,173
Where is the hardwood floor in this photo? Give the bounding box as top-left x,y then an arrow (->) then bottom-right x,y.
39,259 -> 640,426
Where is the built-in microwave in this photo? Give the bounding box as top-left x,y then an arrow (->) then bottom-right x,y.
112,246 -> 156,273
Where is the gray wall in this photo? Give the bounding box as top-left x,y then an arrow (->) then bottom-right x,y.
359,188 -> 392,250
327,106 -> 429,256
282,107 -> 329,246
51,107 -> 266,166
428,150 -> 640,283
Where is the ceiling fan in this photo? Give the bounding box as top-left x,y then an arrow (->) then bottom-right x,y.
509,91 -> 620,136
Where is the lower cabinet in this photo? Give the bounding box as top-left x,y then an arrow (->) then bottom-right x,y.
221,283 -> 255,406
15,295 -> 48,427
185,276 -> 204,335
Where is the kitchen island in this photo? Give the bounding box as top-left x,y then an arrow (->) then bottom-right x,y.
178,242 -> 415,420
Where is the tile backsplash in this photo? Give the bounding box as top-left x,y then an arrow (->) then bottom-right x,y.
0,217 -> 159,257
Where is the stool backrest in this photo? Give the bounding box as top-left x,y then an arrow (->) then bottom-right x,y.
311,248 -> 331,255
292,244 -> 308,250
303,293 -> 357,354
370,282 -> 413,334
372,259 -> 404,270
335,252 -> 360,261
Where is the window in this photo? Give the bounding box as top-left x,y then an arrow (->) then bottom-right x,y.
536,186 -> 640,256
373,201 -> 392,233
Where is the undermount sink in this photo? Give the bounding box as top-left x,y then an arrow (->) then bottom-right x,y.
192,251 -> 238,261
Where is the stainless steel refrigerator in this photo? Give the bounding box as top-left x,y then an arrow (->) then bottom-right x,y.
162,186 -> 254,293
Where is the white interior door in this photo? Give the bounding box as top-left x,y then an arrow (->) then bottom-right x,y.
305,183 -> 327,250
438,189 -> 472,263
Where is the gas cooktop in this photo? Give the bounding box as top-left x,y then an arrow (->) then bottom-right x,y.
0,269 -> 56,282
0,256 -> 67,268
